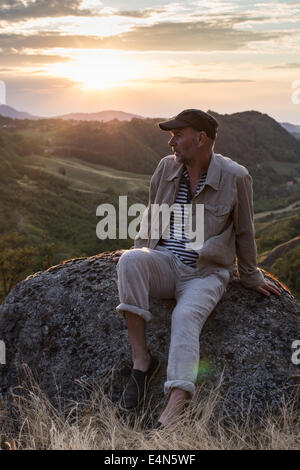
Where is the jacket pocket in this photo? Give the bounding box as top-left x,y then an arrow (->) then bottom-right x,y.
204,203 -> 232,235
205,203 -> 231,216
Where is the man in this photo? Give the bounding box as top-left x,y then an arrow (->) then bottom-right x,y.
114,109 -> 281,429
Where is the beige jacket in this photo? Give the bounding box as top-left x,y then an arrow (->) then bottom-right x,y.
134,151 -> 265,289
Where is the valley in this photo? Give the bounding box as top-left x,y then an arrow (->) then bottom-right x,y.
0,109 -> 299,302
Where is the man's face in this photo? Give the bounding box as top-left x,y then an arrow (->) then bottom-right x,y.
168,127 -> 200,164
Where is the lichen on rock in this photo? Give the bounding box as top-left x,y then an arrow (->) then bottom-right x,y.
0,252 -> 299,422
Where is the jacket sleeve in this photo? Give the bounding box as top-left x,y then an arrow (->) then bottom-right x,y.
233,171 -> 265,288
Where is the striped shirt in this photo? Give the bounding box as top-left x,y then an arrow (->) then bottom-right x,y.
158,169 -> 207,267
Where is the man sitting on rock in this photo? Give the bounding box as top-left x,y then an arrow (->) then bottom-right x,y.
113,109 -> 281,429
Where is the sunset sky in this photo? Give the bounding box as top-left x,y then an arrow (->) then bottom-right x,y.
0,0 -> 300,122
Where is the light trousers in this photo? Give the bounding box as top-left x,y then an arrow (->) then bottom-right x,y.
116,245 -> 230,396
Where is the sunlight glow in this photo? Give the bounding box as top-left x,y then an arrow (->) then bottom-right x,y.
47,51 -> 144,90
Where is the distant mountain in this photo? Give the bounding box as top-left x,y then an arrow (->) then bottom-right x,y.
281,122 -> 300,139
0,105 -> 144,122
58,110 -> 144,122
0,104 -> 41,120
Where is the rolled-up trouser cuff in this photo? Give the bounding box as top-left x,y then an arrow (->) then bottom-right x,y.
164,380 -> 195,397
116,302 -> 152,323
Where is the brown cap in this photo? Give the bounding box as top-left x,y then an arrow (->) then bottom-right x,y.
158,109 -> 218,139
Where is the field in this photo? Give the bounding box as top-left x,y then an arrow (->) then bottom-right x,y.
26,154 -> 150,195
0,374 -> 299,450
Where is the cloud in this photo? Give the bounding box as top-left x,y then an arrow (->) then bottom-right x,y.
3,74 -> 80,91
0,20 -> 284,52
0,33 -> 103,49
0,52 -> 71,66
0,0 -> 93,20
115,8 -> 166,18
267,63 -> 300,69
0,1 -> 165,21
128,76 -> 254,84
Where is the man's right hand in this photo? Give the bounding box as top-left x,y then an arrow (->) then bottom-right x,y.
112,250 -> 124,262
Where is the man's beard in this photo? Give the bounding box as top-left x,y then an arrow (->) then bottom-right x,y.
174,152 -> 193,165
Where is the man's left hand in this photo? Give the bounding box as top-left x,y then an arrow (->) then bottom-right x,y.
251,278 -> 282,297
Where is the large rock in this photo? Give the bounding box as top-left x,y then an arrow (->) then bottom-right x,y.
0,251 -> 299,422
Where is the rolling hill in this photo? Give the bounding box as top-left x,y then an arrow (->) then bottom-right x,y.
256,213 -> 300,301
0,105 -> 144,122
0,104 -> 41,120
1,109 -> 300,302
258,235 -> 300,270
58,110 -> 144,122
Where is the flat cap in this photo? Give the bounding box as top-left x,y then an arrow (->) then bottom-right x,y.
158,109 -> 218,139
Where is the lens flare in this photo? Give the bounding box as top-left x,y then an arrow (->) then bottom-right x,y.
191,359 -> 214,382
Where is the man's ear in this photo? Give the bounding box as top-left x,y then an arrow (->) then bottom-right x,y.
197,131 -> 206,147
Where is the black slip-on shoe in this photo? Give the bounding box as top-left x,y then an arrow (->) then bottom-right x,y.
119,355 -> 161,412
152,421 -> 163,429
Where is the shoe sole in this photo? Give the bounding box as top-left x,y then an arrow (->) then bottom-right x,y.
118,358 -> 162,412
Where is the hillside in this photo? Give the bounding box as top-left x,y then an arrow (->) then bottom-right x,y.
258,236 -> 300,270
0,126 -> 149,251
1,110 -> 300,213
0,104 -> 40,120
47,111 -> 300,212
1,110 -> 300,209
0,110 -> 300,302
255,212 -> 300,253
0,124 -> 150,301
211,111 -> 300,164
256,211 -> 300,301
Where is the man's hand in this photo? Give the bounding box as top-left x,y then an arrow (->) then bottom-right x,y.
112,250 -> 125,262
251,278 -> 281,297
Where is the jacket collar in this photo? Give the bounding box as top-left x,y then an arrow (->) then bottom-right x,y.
166,151 -> 221,190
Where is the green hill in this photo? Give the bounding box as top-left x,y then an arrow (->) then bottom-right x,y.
1,110 -> 300,302
211,110 -> 300,212
40,111 -> 300,212
0,124 -> 151,301
258,236 -> 300,270
256,212 -> 300,301
255,213 -> 300,253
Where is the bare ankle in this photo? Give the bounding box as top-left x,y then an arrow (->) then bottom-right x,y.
133,352 -> 151,372
158,388 -> 190,426
169,388 -> 190,402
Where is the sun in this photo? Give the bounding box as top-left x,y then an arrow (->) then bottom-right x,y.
48,51 -> 142,90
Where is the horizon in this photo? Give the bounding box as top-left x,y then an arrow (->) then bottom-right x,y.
1,102 -> 300,126
0,0 -> 300,123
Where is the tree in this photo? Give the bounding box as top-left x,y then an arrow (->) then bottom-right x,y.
0,232 -> 38,300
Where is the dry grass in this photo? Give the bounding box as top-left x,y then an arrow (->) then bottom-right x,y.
0,370 -> 299,451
